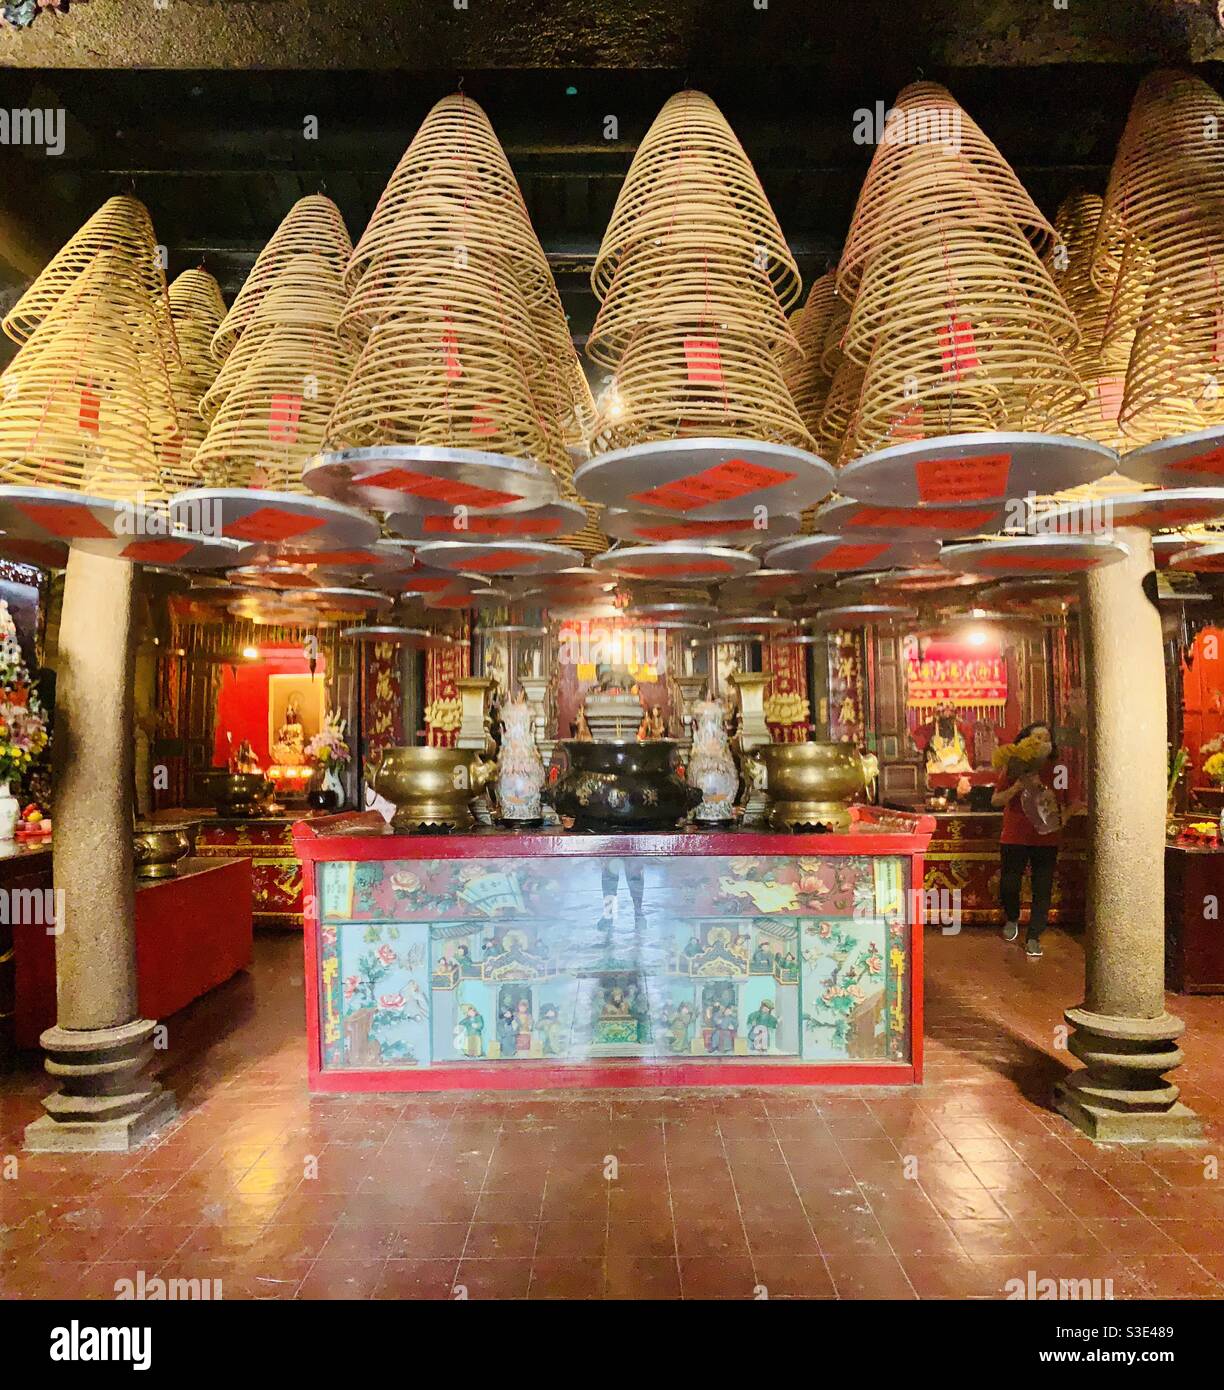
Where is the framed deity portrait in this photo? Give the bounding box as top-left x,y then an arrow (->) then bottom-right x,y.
268,675 -> 326,766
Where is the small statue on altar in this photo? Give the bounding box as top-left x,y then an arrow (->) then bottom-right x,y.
270,693 -> 306,767
917,700 -> 975,776
232,739 -> 262,775
574,708 -> 593,742
637,704 -> 666,741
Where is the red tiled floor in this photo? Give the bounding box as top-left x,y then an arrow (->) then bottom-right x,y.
2,926 -> 1223,1300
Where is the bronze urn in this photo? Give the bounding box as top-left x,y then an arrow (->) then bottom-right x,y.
199,770 -> 275,817
132,820 -> 197,880
365,746 -> 495,832
744,741 -> 879,832
548,739 -> 698,832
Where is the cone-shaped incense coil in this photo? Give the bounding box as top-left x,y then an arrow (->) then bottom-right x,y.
595,321 -> 815,453
817,360 -> 864,463
819,295 -> 852,377
192,322 -> 355,490
587,179 -> 798,368
593,90 -> 800,309
779,272 -> 839,437
838,82 -> 1054,298
2,195 -> 180,374
842,162 -> 1079,365
341,96 -> 581,435
1092,71 -> 1224,294
159,268 -> 227,487
202,255 -> 347,422
1036,193 -> 1130,449
211,195 -> 351,361
0,253 -> 168,500
326,249 -> 564,469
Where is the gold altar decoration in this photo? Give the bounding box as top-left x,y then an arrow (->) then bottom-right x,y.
210,194 -> 352,361
593,90 -> 801,309
455,674 -> 495,752
0,252 -> 176,500
837,81 -> 1054,299
193,257 -> 356,491
340,94 -> 586,442
1092,72 -> 1224,444
1,195 -> 180,378
159,268 -> 228,488
324,246 -> 568,471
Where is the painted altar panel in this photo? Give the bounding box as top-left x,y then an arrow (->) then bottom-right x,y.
317,852 -> 912,1072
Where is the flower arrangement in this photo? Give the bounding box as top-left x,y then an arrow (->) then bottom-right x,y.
990,729 -> 1052,774
1204,751 -> 1224,787
306,712 -> 350,768
0,600 -> 48,787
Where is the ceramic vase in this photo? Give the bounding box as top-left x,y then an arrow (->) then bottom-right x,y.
495,697 -> 545,824
686,700 -> 739,824
0,781 -> 18,841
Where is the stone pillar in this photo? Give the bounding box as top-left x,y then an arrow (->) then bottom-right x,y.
25,552 -> 176,1152
1054,527 -> 1200,1142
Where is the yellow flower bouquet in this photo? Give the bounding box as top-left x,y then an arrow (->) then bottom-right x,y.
991,730 -> 1052,776
1203,751 -> 1224,786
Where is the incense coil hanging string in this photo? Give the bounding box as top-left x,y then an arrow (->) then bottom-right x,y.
211,194 -> 352,362
837,81 -> 1054,299
592,89 -> 801,310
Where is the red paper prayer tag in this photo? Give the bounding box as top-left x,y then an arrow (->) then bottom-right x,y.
630,459 -> 796,512
621,560 -> 737,577
16,503 -> 112,539
268,394 -> 302,443
888,404 -> 925,442
634,519 -> 756,540
78,387 -> 101,433
847,505 -> 995,531
423,514 -> 562,536
441,324 -> 462,380
470,406 -> 497,437
915,453 -> 1011,503
360,468 -> 522,508
807,542 -> 890,571
684,336 -> 723,384
1169,446 -> 1224,478
223,508 -> 325,542
1097,376 -> 1124,422
119,539 -> 195,564
939,318 -> 979,379
976,554 -> 1099,572
456,550 -> 537,572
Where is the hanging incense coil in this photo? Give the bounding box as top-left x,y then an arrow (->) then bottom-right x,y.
159,268 -> 228,488
587,181 -> 798,368
838,82 -> 1054,298
816,360 -> 864,464
819,294 -> 852,377
2,195 -> 180,378
192,322 -> 356,491
202,255 -> 347,422
0,253 -> 169,500
211,195 -> 351,361
594,321 -> 815,454
342,96 -> 583,439
779,271 -> 840,437
592,90 -> 800,310
325,249 -> 565,469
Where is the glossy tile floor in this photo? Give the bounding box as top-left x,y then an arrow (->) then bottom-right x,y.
2,927 -> 1223,1300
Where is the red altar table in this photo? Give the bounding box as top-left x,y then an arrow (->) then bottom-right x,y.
12,857 -> 253,1049
295,808 -> 933,1092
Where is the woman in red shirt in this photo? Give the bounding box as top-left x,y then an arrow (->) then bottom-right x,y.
990,722 -> 1077,959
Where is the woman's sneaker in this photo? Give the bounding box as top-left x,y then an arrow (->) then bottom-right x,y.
1002,920 -> 1019,942
1024,937 -> 1043,959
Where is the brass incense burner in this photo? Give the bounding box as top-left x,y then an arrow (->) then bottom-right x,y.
744,741 -> 879,832
366,746 -> 495,832
200,770 -> 275,817
132,820 -> 197,880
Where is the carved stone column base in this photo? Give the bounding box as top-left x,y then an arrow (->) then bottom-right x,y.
1054,1007 -> 1202,1143
24,1019 -> 177,1153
